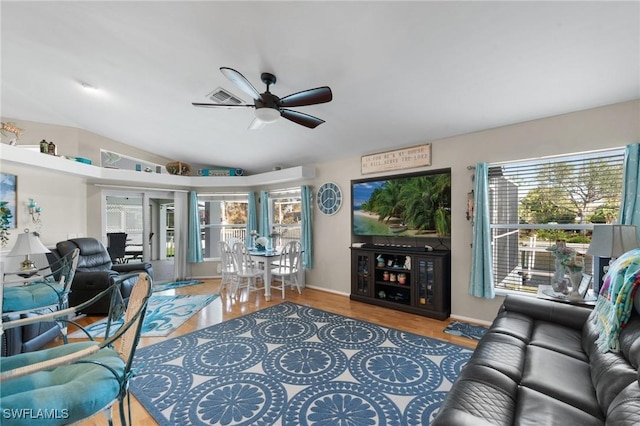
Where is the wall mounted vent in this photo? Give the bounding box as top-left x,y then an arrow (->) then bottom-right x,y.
206,87 -> 244,105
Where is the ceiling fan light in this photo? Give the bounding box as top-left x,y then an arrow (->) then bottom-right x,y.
255,108 -> 280,123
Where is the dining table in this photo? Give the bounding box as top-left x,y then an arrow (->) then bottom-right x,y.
247,249 -> 280,301
247,249 -> 305,301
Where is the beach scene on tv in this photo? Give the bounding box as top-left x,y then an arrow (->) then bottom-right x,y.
352,173 -> 451,238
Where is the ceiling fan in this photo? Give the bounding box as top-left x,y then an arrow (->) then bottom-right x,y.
193,67 -> 332,130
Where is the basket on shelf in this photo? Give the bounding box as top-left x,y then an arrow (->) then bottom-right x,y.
165,161 -> 191,176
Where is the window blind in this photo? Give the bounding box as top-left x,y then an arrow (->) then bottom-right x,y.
488,149 -> 625,293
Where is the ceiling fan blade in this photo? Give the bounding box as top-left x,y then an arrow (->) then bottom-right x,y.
279,86 -> 332,108
280,109 -> 325,129
220,67 -> 261,100
192,102 -> 254,108
248,117 -> 266,130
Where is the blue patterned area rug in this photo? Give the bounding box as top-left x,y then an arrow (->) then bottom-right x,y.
443,320 -> 489,341
69,294 -> 218,338
153,279 -> 204,293
129,302 -> 473,425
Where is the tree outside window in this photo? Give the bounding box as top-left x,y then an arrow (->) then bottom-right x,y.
489,149 -> 624,294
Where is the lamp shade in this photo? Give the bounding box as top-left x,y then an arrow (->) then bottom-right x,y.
586,224 -> 639,258
8,230 -> 51,257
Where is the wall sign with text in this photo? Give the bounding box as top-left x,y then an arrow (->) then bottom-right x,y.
361,144 -> 431,174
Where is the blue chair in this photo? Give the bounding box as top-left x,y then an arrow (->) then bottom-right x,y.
3,248 -> 79,343
0,272 -> 152,426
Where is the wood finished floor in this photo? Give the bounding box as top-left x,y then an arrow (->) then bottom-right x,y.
64,278 -> 478,425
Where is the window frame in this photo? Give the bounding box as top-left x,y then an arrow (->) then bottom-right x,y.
487,148 -> 625,297
269,187 -> 302,249
197,192 -> 250,260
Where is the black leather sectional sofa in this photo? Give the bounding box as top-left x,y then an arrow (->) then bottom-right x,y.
433,295 -> 640,425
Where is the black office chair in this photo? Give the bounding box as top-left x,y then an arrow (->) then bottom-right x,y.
107,232 -> 128,264
124,232 -> 153,263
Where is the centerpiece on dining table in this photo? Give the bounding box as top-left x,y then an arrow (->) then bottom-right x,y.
254,236 -> 270,251
252,228 -> 287,252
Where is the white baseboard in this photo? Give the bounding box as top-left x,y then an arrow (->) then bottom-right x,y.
450,314 -> 492,327
304,284 -> 350,297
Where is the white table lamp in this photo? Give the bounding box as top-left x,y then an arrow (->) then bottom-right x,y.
587,224 -> 639,259
587,224 -> 639,289
8,229 -> 51,275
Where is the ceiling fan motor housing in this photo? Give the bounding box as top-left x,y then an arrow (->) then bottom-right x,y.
261,72 -> 277,86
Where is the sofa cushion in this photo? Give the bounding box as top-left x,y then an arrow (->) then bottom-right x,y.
515,387 -> 604,426
583,313 -> 640,414
619,313 -> 640,370
57,238 -> 112,272
522,345 -> 601,418
530,320 -> 587,361
489,310 -> 535,343
606,380 -> 640,425
466,331 -> 527,382
433,364 -> 518,425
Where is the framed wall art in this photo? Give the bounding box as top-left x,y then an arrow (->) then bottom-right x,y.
0,172 -> 17,228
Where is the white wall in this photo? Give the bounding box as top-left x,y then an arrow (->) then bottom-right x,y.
2,100 -> 638,321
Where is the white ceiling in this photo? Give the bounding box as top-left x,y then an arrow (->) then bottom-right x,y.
2,1 -> 639,174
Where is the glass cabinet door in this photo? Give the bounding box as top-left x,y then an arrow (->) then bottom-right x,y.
354,252 -> 371,296
417,258 -> 435,307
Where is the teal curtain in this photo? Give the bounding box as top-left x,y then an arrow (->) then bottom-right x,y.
246,191 -> 258,247
469,163 -> 494,298
301,185 -> 313,268
259,190 -> 270,237
619,143 -> 640,236
187,191 -> 203,263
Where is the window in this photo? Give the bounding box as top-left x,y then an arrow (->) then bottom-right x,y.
270,188 -> 302,249
106,196 -> 143,244
198,192 -> 249,259
488,148 -> 625,294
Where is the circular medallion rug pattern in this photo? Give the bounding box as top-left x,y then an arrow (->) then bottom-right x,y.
130,301 -> 473,425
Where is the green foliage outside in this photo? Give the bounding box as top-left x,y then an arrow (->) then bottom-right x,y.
517,157 -> 622,244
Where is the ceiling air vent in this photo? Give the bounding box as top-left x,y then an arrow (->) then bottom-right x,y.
206,87 -> 244,105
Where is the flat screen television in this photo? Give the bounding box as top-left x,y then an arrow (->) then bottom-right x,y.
351,169 -> 451,238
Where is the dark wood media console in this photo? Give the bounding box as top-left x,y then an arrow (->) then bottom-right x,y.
350,246 -> 451,320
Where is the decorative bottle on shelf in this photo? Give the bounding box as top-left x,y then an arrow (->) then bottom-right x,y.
47,141 -> 56,155
39,139 -> 49,153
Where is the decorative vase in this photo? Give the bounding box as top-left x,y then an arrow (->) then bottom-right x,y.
568,270 -> 584,302
551,255 -> 566,292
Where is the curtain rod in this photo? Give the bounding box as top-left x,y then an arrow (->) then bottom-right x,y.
94,184 -> 188,193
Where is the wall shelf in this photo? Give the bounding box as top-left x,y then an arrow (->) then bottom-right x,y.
0,144 -> 315,188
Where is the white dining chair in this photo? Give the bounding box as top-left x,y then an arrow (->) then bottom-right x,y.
270,240 -> 303,299
232,242 -> 263,298
219,241 -> 238,294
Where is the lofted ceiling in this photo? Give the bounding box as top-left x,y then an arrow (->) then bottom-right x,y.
2,1 -> 639,174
